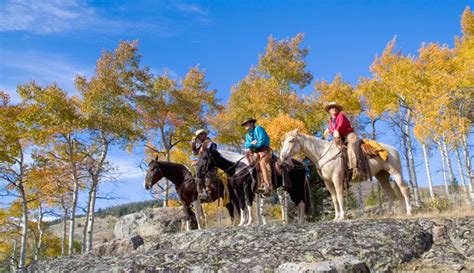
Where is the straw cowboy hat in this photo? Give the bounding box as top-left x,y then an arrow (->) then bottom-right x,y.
241,118 -> 257,126
194,129 -> 208,137
324,102 -> 343,112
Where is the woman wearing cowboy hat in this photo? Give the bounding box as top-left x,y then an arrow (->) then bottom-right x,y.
241,118 -> 272,195
191,129 -> 217,201
323,102 -> 361,180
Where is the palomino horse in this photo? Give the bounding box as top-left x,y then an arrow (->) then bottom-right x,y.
144,159 -> 228,230
196,148 -> 311,225
280,129 -> 412,220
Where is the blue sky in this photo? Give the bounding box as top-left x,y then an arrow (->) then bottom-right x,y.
1,0 -> 472,209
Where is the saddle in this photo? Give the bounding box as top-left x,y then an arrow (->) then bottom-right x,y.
342,140 -> 373,184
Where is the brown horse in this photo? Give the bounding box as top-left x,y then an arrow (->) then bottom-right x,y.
144,159 -> 228,230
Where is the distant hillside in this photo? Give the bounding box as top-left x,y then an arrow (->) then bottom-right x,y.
46,199 -> 163,226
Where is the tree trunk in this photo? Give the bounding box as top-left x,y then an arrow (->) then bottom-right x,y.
461,134 -> 473,201
34,205 -> 44,260
442,140 -> 456,193
81,199 -> 90,253
18,185 -> 28,269
455,144 -> 471,204
399,111 -> 415,204
67,137 -> 80,256
438,143 -> 450,197
68,180 -> 78,255
404,108 -> 420,206
86,177 -> 98,252
61,209 -> 68,257
422,143 -> 435,200
85,138 -> 108,252
370,118 -> 383,211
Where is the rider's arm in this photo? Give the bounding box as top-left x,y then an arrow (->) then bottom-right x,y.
244,133 -> 253,149
253,126 -> 269,149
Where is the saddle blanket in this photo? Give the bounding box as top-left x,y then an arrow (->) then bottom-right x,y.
361,139 -> 388,161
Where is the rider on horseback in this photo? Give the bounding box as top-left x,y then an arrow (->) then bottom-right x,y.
191,129 -> 218,201
241,118 -> 272,195
323,102 -> 364,181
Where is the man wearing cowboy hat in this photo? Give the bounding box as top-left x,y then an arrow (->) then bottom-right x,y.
191,129 -> 217,201
323,102 -> 362,180
242,118 -> 272,194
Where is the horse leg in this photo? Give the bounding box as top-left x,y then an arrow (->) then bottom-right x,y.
297,202 -> 305,224
258,195 -> 267,225
277,188 -> 288,224
375,171 -> 397,215
183,205 -> 192,231
245,204 -> 253,226
392,172 -> 412,215
193,200 -> 202,230
332,172 -> 345,220
324,179 -> 339,220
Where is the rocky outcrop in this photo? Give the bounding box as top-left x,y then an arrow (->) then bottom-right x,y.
92,235 -> 144,256
114,207 -> 185,239
29,217 -> 473,272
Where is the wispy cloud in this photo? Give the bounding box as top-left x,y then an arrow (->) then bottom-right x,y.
109,156 -> 145,181
0,49 -> 92,102
0,0 -> 212,35
175,3 -> 208,16
0,0 -> 95,34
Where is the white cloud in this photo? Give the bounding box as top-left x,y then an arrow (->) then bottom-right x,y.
109,156 -> 145,181
175,3 -> 208,16
0,0 -> 95,34
0,49 -> 92,102
0,0 -> 212,35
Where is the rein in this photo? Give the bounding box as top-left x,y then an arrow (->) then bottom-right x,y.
298,136 -> 342,174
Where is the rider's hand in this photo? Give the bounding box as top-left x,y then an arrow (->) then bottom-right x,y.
334,137 -> 342,146
251,140 -> 257,145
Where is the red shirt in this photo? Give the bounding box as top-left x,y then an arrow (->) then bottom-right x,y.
328,112 -> 354,138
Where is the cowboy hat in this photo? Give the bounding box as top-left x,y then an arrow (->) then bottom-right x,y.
241,118 -> 257,126
194,129 -> 208,137
324,102 -> 343,112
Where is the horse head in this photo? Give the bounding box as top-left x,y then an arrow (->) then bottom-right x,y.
280,129 -> 302,162
144,157 -> 164,190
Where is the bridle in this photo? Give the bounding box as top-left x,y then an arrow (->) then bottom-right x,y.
288,134 -> 342,172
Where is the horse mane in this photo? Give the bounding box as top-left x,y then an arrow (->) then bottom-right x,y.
217,149 -> 249,165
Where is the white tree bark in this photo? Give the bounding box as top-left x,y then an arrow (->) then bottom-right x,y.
85,139 -> 108,252
455,144 -> 471,204
442,140 -> 456,193
404,108 -> 420,206
438,143 -> 450,197
18,184 -> 28,269
67,137 -> 81,256
61,209 -> 68,257
461,134 -> 473,200
422,143 -> 435,199
34,205 -> 44,261
86,178 -> 98,252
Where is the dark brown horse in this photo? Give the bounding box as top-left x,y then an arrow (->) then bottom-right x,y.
144,159 -> 228,230
196,148 -> 312,226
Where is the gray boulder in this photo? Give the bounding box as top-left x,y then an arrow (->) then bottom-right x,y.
92,235 -> 144,257
114,207 -> 185,239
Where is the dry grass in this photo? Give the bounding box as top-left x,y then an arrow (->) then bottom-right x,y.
356,203 -> 474,221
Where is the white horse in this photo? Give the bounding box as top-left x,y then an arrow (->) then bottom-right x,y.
280,129 -> 412,220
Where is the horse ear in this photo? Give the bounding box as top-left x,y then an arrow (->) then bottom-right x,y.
155,155 -> 159,161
